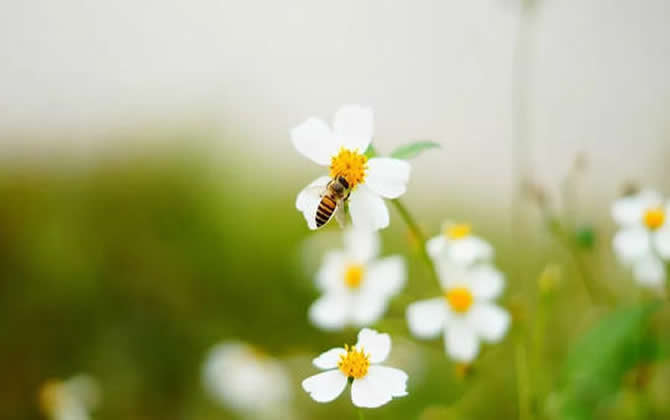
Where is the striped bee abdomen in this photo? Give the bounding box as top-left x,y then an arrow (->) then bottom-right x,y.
316,195 -> 337,228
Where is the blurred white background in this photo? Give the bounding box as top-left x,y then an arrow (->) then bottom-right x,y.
1,0 -> 669,210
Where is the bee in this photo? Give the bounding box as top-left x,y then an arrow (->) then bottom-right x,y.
315,176 -> 351,228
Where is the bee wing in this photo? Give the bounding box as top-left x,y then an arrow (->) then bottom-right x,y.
334,201 -> 347,228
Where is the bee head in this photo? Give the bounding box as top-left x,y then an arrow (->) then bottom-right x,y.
337,176 -> 350,189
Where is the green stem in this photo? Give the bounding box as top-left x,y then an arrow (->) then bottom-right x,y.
391,199 -> 441,287
515,340 -> 532,420
358,408 -> 366,420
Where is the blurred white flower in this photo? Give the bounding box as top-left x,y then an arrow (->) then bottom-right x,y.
302,328 -> 408,408
426,222 -> 494,266
309,228 -> 405,330
39,374 -> 101,420
612,189 -> 670,287
202,341 -> 292,416
292,105 -> 411,231
406,262 -> 510,362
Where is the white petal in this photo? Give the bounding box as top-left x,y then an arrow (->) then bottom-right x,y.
447,236 -> 494,266
344,228 -> 380,262
436,262 -> 471,290
291,118 -> 338,165
363,256 -> 406,296
315,251 -> 347,292
426,235 -> 447,259
350,295 -> 388,327
302,370 -> 348,403
365,158 -> 411,199
355,328 -> 391,363
350,366 -> 407,408
445,319 -> 480,362
611,189 -> 662,227
470,264 -> 505,301
308,294 -> 351,331
612,227 -> 651,264
467,302 -> 510,343
313,348 -> 347,370
296,177 -> 331,230
349,185 -> 389,231
332,105 -> 373,152
652,227 -> 670,260
406,298 -> 447,339
632,255 -> 666,287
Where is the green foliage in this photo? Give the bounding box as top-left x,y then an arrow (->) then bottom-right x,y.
389,141 -> 440,160
559,302 -> 663,420
575,225 -> 596,250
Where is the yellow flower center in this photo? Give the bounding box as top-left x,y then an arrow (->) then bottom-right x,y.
338,344 -> 370,379
445,287 -> 474,313
643,207 -> 665,230
343,263 -> 365,289
39,380 -> 64,415
444,223 -> 472,240
329,147 -> 368,189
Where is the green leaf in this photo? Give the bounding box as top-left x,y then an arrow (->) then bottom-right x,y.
389,140 -> 440,160
558,302 -> 663,420
364,144 -> 378,158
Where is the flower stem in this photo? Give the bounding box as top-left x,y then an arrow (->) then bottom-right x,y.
515,340 -> 532,420
357,408 -> 366,420
391,199 -> 441,287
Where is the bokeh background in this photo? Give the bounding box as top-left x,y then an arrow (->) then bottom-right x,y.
1,1 -> 670,419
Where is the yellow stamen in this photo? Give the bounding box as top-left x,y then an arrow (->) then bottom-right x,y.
343,264 -> 365,289
445,287 -> 473,313
39,380 -> 63,416
644,207 -> 665,230
329,147 -> 367,189
444,223 -> 472,240
338,344 -> 370,379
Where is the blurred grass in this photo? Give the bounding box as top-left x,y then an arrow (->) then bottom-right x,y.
0,145 -> 669,420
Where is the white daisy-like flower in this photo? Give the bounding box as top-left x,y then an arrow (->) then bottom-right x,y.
309,228 -> 405,330
406,262 -> 510,362
302,328 -> 408,408
612,189 -> 670,287
202,341 -> 292,416
426,222 -> 494,266
39,374 -> 101,420
293,105 -> 411,231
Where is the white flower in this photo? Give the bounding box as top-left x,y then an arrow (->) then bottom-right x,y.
302,328 -> 408,408
426,222 -> 494,266
309,228 -> 405,330
612,189 -> 670,287
39,374 -> 101,420
202,341 -> 292,416
293,105 -> 411,231
406,262 -> 510,362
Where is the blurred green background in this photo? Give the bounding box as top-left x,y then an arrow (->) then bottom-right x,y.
1,140 -> 669,420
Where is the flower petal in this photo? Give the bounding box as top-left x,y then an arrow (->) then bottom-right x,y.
612,227 -> 651,264
313,348 -> 347,370
445,318 -> 480,362
652,227 -> 670,260
355,328 -> 391,363
349,185 -> 389,231
308,294 -> 351,331
302,370 -> 348,403
350,295 -> 388,327
316,251 -> 347,292
470,264 -> 505,301
365,158 -> 411,199
332,105 -> 373,152
363,256 -> 406,297
296,177 -> 331,230
447,236 -> 494,266
426,235 -> 446,259
291,118 -> 338,165
632,255 -> 666,288
611,189 -> 662,227
467,302 -> 510,343
350,366 -> 408,408
406,298 -> 447,339
343,228 -> 380,262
